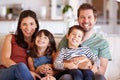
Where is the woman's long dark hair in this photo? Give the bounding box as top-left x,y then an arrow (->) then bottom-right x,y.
15,10 -> 39,49
29,29 -> 57,58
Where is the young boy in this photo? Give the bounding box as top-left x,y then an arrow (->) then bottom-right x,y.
54,25 -> 98,80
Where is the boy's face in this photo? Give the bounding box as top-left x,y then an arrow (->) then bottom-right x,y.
67,28 -> 84,49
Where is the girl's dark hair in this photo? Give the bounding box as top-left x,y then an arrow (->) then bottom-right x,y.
15,10 -> 39,49
68,25 -> 85,40
29,29 -> 57,58
77,3 -> 97,19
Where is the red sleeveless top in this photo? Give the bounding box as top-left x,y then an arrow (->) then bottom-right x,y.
0,35 -> 28,68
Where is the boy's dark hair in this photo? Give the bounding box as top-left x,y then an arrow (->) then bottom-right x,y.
68,25 -> 85,40
77,3 -> 97,18
15,10 -> 39,49
29,29 -> 57,58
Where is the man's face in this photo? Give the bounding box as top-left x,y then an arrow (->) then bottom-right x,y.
78,9 -> 96,32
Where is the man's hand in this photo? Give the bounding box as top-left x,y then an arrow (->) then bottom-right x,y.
91,64 -> 98,73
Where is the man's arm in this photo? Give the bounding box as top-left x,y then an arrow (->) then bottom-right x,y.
57,35 -> 68,51
96,57 -> 108,75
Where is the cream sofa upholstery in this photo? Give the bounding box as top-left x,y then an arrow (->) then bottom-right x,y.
0,34 -> 120,80
0,34 -> 6,64
104,36 -> 120,80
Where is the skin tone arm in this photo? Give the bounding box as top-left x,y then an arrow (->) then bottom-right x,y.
53,51 -> 78,70
28,57 -> 43,79
53,50 -> 108,74
28,57 -> 36,72
64,61 -> 78,69
97,57 -> 108,75
1,34 -> 41,80
1,34 -> 16,67
64,57 -> 108,75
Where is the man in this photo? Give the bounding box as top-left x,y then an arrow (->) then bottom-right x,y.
57,3 -> 112,80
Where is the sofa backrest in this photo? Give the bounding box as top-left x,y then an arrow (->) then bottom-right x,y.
0,34 -> 6,64
0,34 -> 120,80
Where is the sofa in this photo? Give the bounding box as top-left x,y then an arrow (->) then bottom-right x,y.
0,33 -> 120,80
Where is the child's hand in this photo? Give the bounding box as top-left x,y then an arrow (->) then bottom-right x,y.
35,64 -> 46,74
41,75 -> 56,80
44,64 -> 54,76
35,64 -> 54,76
64,60 -> 78,69
70,56 -> 92,69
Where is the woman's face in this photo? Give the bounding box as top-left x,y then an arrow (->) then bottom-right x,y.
35,32 -> 50,49
67,28 -> 84,49
20,16 -> 37,38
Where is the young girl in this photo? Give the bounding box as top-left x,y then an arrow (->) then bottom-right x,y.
28,29 -> 57,80
54,25 -> 98,80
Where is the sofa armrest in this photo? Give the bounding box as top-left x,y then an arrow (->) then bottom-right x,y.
0,34 -> 6,64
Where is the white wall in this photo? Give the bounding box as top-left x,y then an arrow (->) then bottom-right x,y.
0,0 -> 51,19
0,21 -> 65,34
0,20 -> 120,35
0,0 -> 120,35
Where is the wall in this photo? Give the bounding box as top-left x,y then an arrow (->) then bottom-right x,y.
0,20 -> 120,36
0,0 -> 120,34
0,0 -> 51,19
0,21 -> 65,34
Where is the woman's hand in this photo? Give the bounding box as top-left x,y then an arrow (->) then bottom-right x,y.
30,71 -> 41,80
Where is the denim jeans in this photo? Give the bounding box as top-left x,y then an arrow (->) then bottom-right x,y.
69,69 -> 83,80
82,69 -> 94,80
0,63 -> 34,80
69,69 -> 94,80
58,69 -> 94,80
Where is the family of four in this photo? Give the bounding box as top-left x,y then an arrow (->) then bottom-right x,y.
0,3 -> 111,80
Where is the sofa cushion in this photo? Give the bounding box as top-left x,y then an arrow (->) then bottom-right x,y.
104,36 -> 120,80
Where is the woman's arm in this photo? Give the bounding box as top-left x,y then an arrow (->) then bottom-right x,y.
28,56 -> 35,71
1,34 -> 16,67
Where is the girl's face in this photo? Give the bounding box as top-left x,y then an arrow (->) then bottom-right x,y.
20,16 -> 37,38
35,32 -> 50,48
67,28 -> 84,49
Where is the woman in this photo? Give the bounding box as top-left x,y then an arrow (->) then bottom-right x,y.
0,10 -> 40,80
